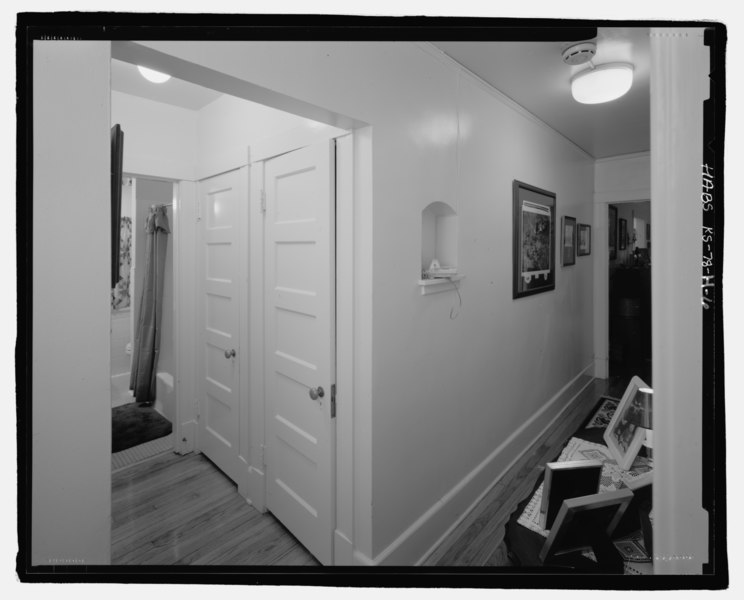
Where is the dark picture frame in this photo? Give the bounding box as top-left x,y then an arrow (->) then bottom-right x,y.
619,218 -> 627,250
539,459 -> 602,530
513,180 -> 556,299
577,223 -> 591,256
561,216 -> 577,266
538,489 -> 634,564
608,205 -> 617,260
111,124 -> 124,288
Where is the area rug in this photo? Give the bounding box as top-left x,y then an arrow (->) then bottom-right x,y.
112,402 -> 173,453
584,396 -> 620,429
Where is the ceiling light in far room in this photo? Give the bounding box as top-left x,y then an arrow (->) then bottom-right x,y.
137,65 -> 171,83
562,41 -> 634,104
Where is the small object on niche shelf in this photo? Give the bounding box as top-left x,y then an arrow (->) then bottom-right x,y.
427,258 -> 458,279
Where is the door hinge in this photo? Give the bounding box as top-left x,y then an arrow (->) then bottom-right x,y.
330,384 -> 337,419
260,189 -> 266,213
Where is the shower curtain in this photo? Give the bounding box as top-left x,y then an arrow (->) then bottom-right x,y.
130,205 -> 170,405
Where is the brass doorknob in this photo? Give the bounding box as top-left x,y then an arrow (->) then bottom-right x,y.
309,386 -> 325,401
224,349 -> 236,359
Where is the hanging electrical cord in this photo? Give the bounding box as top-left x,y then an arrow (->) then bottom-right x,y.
449,278 -> 462,320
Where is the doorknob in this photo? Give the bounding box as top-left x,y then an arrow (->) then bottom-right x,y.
309,386 -> 325,401
224,349 -> 236,359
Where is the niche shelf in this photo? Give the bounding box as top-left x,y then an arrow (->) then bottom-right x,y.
418,201 -> 461,296
418,274 -> 465,296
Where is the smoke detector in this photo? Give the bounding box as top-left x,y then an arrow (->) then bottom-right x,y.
561,42 -> 597,66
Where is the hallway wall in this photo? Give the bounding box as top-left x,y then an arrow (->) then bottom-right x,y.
32,40 -> 112,565
138,41 -> 596,561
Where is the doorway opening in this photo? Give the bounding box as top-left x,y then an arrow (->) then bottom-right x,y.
608,201 -> 652,389
109,47 -> 361,566
110,175 -> 177,468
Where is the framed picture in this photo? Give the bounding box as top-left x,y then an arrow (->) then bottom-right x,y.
513,180 -> 556,299
619,218 -> 627,250
561,216 -> 577,266
539,459 -> 603,530
608,205 -> 617,260
539,489 -> 634,563
603,375 -> 651,470
577,223 -> 591,256
111,123 -> 124,288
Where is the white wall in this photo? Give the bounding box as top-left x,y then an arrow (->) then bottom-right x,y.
196,94 -> 311,179
32,41 -> 111,565
594,151 -> 651,204
138,41 -> 596,561
112,90 -> 198,181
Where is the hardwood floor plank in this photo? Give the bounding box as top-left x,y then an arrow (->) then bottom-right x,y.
112,451 -> 318,566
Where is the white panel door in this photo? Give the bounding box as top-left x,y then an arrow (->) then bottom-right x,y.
197,168 -> 245,485
264,141 -> 336,565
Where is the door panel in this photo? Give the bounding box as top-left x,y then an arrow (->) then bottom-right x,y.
197,168 -> 245,485
264,141 -> 335,565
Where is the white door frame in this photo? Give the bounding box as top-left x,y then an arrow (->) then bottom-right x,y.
245,129 -> 355,566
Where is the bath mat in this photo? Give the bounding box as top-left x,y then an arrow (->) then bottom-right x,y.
584,396 -> 620,429
112,403 -> 173,453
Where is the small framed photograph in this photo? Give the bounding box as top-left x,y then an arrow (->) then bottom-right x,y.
577,223 -> 591,256
619,218 -> 627,250
539,489 -> 634,563
513,180 -> 556,299
540,459 -> 603,530
608,205 -> 618,260
603,375 -> 650,470
561,216 -> 576,266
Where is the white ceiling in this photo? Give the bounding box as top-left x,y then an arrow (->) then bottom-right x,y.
432,27 -> 651,159
111,59 -> 222,110
112,29 -> 650,159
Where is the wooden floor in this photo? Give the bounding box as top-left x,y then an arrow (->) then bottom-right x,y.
113,377 -> 626,567
111,451 -> 319,565
423,377 -> 623,566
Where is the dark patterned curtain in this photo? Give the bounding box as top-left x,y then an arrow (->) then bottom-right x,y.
130,205 -> 170,404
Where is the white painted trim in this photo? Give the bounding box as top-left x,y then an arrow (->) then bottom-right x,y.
334,530 -> 354,566
649,27 -> 709,575
366,365 -> 595,565
247,157 -> 266,511
594,150 -> 651,164
415,42 -> 594,162
594,189 -> 652,204
335,133 -> 355,566
237,163 -> 251,500
174,180 -> 198,454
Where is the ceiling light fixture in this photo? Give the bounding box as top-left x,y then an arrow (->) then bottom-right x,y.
137,65 -> 171,83
571,63 -> 634,104
561,42 -> 634,104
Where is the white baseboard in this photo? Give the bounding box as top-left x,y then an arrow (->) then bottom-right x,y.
369,364 -> 595,566
175,419 -> 197,455
334,530 -> 354,566
246,465 -> 266,512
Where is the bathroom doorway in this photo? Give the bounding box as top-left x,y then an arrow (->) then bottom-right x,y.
110,175 -> 177,467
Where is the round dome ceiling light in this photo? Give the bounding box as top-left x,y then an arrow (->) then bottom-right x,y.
137,65 -> 171,83
571,63 -> 634,104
